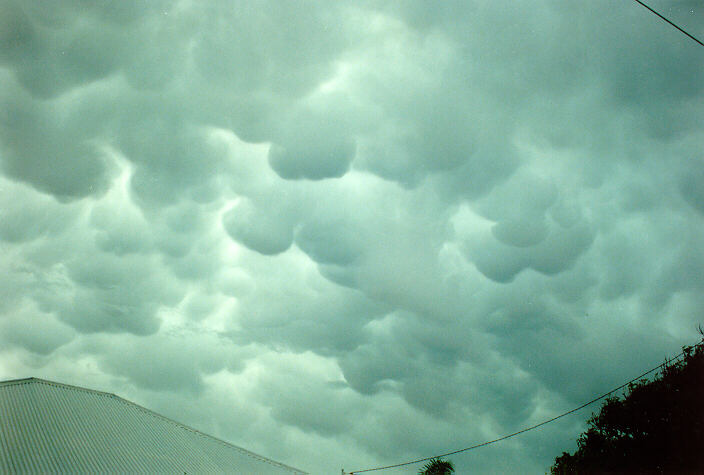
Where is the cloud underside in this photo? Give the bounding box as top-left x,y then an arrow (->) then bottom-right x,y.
1,0 -> 703,473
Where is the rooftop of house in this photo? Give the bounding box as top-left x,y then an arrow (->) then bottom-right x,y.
0,377 -> 306,474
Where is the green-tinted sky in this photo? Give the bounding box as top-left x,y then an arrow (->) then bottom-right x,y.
1,1 -> 702,473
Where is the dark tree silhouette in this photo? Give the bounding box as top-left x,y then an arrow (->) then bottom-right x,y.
551,336 -> 704,474
418,457 -> 454,475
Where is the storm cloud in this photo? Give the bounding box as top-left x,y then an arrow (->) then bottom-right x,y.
1,1 -> 703,473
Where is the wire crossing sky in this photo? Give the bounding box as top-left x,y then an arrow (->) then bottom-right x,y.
1,1 -> 703,473
348,340 -> 703,473
634,0 -> 704,47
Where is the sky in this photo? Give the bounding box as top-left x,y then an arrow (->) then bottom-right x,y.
0,0 -> 702,473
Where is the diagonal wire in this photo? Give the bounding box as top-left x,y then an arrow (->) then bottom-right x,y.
349,341 -> 702,474
634,0 -> 704,46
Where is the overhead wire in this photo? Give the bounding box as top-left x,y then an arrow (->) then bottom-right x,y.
349,340 -> 703,474
633,0 -> 704,47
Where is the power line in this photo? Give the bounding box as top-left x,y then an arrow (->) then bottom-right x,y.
348,341 -> 703,474
633,0 -> 704,47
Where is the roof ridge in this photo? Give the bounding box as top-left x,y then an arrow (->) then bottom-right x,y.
0,377 -> 307,474
0,377 -> 121,399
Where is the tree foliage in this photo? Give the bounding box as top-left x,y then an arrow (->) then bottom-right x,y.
551,338 -> 704,474
418,457 -> 455,475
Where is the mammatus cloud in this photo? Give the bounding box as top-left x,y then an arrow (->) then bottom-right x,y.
1,1 -> 703,473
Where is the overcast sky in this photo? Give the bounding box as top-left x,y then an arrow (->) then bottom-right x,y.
1,1 -> 703,473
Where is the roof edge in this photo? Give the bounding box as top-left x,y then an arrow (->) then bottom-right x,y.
0,377 -> 122,399
0,377 -> 307,474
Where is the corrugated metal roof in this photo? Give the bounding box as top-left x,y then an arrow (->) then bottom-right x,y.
0,377 -> 306,474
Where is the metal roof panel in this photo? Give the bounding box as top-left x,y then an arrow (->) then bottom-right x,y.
0,378 -> 306,474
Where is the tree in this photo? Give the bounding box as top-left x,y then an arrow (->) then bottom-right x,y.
419,457 -> 455,475
551,337 -> 704,474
